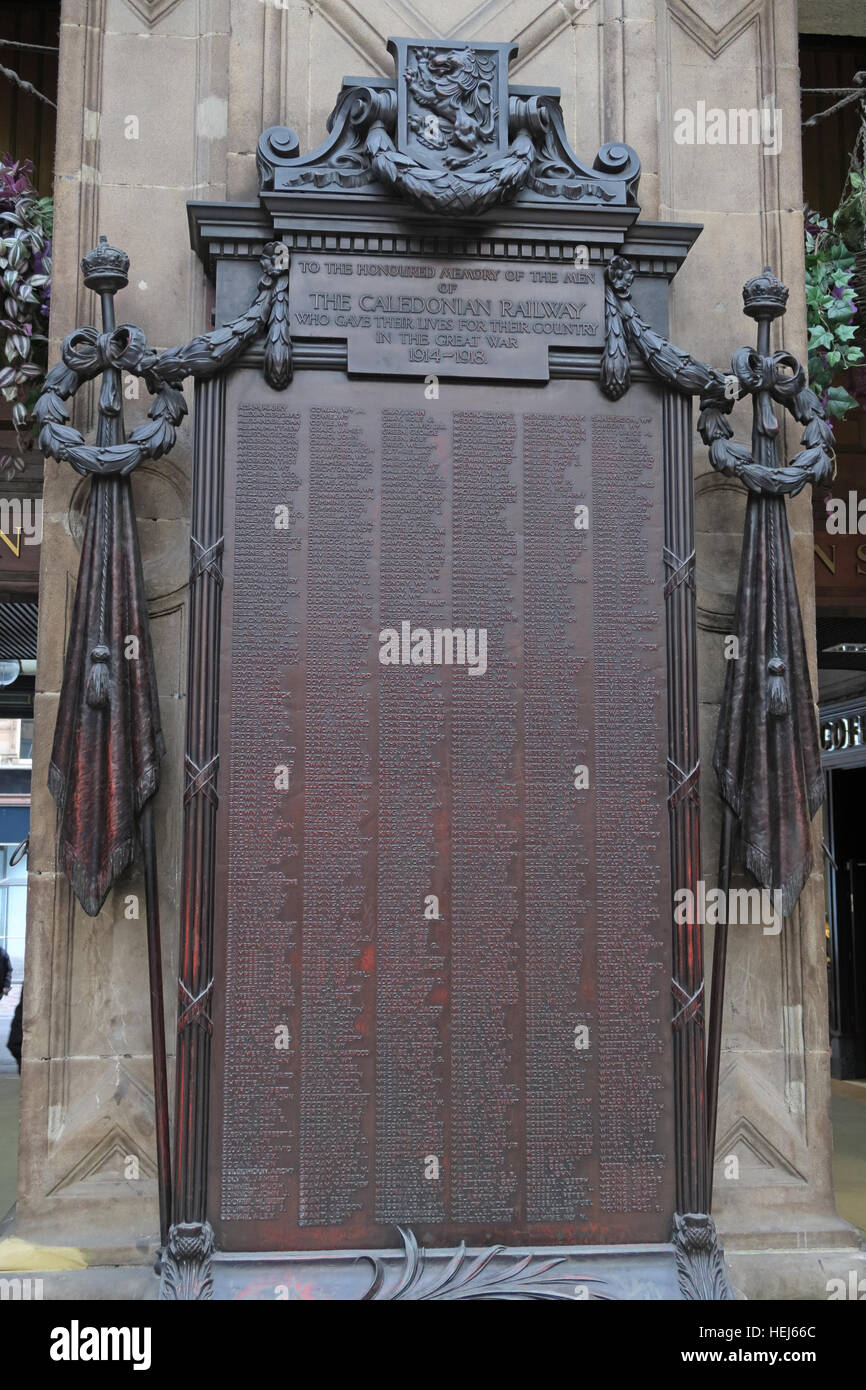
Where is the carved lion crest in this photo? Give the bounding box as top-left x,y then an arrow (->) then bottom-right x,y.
404,46 -> 498,167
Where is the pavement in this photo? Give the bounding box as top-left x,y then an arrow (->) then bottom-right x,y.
831,1078 -> 866,1238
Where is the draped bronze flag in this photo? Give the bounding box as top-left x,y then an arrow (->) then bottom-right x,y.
39,235 -> 284,918
713,488 -> 825,916
601,260 -> 829,917
711,270 -> 828,916
48,473 -> 163,916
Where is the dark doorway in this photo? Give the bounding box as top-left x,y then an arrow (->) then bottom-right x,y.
825,764 -> 866,1078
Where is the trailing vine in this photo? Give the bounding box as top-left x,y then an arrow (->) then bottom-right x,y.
805,201 -> 863,419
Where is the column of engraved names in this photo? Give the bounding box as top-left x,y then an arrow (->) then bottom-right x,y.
450,409 -> 520,1224
221,403 -> 299,1221
523,412 -> 593,1223
376,406 -> 447,1224
300,405 -> 375,1226
592,413 -> 667,1215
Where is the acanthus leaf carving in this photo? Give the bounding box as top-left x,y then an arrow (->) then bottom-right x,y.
159,1221 -> 214,1301
672,1213 -> 734,1300
361,1227 -> 609,1301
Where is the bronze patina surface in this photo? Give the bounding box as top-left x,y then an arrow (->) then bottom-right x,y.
210,370 -> 675,1254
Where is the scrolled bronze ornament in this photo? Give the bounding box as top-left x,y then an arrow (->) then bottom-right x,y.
257,85 -> 396,192
256,42 -> 641,213
259,94 -> 641,213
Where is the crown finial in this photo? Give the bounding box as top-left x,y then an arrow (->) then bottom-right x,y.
742,266 -> 788,321
81,235 -> 129,295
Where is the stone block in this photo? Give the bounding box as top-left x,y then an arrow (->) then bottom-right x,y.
28,693 -> 59,874
33,514 -> 78,697
98,31 -> 199,190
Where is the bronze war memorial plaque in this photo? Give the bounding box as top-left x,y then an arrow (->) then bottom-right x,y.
35,31 -> 735,1303
164,31 -> 726,1301
209,366 -> 675,1253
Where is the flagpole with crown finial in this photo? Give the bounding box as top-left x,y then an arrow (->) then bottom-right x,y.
74,235 -> 172,1254
706,267 -> 812,1198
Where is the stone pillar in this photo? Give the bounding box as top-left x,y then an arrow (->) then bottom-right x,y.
652,0 -> 864,1295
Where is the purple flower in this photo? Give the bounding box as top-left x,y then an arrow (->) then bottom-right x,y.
0,155 -> 36,203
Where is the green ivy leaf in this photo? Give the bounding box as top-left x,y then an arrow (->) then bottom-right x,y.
826,386 -> 860,418
809,326 -> 833,348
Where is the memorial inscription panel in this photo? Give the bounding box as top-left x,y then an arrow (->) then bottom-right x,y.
289,256 -> 603,380
210,366 -> 675,1252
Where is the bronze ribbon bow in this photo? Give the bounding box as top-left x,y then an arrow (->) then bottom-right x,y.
730,347 -> 804,443
61,324 -> 147,428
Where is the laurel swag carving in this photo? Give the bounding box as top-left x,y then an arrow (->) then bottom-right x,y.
35,241 -> 292,477
601,256 -> 834,493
